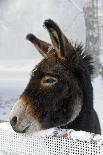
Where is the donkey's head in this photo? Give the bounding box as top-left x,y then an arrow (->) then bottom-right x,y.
10,19 -> 93,133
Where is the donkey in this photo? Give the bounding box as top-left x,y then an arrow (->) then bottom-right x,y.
10,19 -> 101,134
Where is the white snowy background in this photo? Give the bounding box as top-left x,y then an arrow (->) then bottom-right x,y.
0,0 -> 103,133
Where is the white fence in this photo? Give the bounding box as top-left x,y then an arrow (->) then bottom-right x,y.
0,123 -> 103,155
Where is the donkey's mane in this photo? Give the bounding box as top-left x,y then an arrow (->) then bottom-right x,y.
74,43 -> 94,75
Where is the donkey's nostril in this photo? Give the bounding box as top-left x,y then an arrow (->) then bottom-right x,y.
10,116 -> 17,126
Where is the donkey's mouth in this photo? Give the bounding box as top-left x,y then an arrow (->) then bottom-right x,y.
12,125 -> 30,133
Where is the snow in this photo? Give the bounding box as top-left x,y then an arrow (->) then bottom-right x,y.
0,122 -> 103,140
0,122 -> 102,155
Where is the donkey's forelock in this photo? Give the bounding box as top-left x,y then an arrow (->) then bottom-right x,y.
10,19 -> 93,134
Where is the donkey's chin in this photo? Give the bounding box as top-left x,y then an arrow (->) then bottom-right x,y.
12,125 -> 30,133
11,121 -> 42,134
23,122 -> 42,134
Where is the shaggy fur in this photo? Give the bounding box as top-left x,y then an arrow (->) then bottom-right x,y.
10,19 -> 101,134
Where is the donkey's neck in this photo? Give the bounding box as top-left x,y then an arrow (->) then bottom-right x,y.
75,69 -> 94,111
60,80 -> 94,131
80,79 -> 93,111
60,96 -> 93,131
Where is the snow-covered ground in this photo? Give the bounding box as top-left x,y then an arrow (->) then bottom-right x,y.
0,59 -> 103,133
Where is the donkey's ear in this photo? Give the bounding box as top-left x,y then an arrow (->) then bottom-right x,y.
26,33 -> 51,58
44,19 -> 74,59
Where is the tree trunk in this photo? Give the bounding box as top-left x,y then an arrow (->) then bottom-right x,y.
84,0 -> 103,77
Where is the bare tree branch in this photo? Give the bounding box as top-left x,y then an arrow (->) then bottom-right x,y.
67,0 -> 83,12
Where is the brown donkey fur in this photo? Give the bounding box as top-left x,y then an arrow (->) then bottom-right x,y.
10,19 -> 101,134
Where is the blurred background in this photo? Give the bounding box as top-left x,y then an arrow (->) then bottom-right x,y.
0,0 -> 103,132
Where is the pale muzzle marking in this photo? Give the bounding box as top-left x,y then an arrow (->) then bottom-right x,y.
10,97 -> 41,133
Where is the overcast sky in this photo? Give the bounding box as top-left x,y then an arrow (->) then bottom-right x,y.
0,0 -> 85,60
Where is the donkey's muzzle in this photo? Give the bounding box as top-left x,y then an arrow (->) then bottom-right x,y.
9,98 -> 41,133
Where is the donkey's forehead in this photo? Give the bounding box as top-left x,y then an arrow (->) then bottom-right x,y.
34,54 -> 66,73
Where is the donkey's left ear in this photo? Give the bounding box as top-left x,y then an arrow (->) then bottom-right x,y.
26,33 -> 51,58
44,19 -> 74,59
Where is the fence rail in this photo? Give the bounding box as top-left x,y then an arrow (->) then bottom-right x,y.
0,123 -> 103,155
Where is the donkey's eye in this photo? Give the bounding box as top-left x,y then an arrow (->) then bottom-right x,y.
40,76 -> 58,87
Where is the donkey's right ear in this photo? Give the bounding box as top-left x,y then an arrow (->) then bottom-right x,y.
44,19 -> 74,60
26,33 -> 51,58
